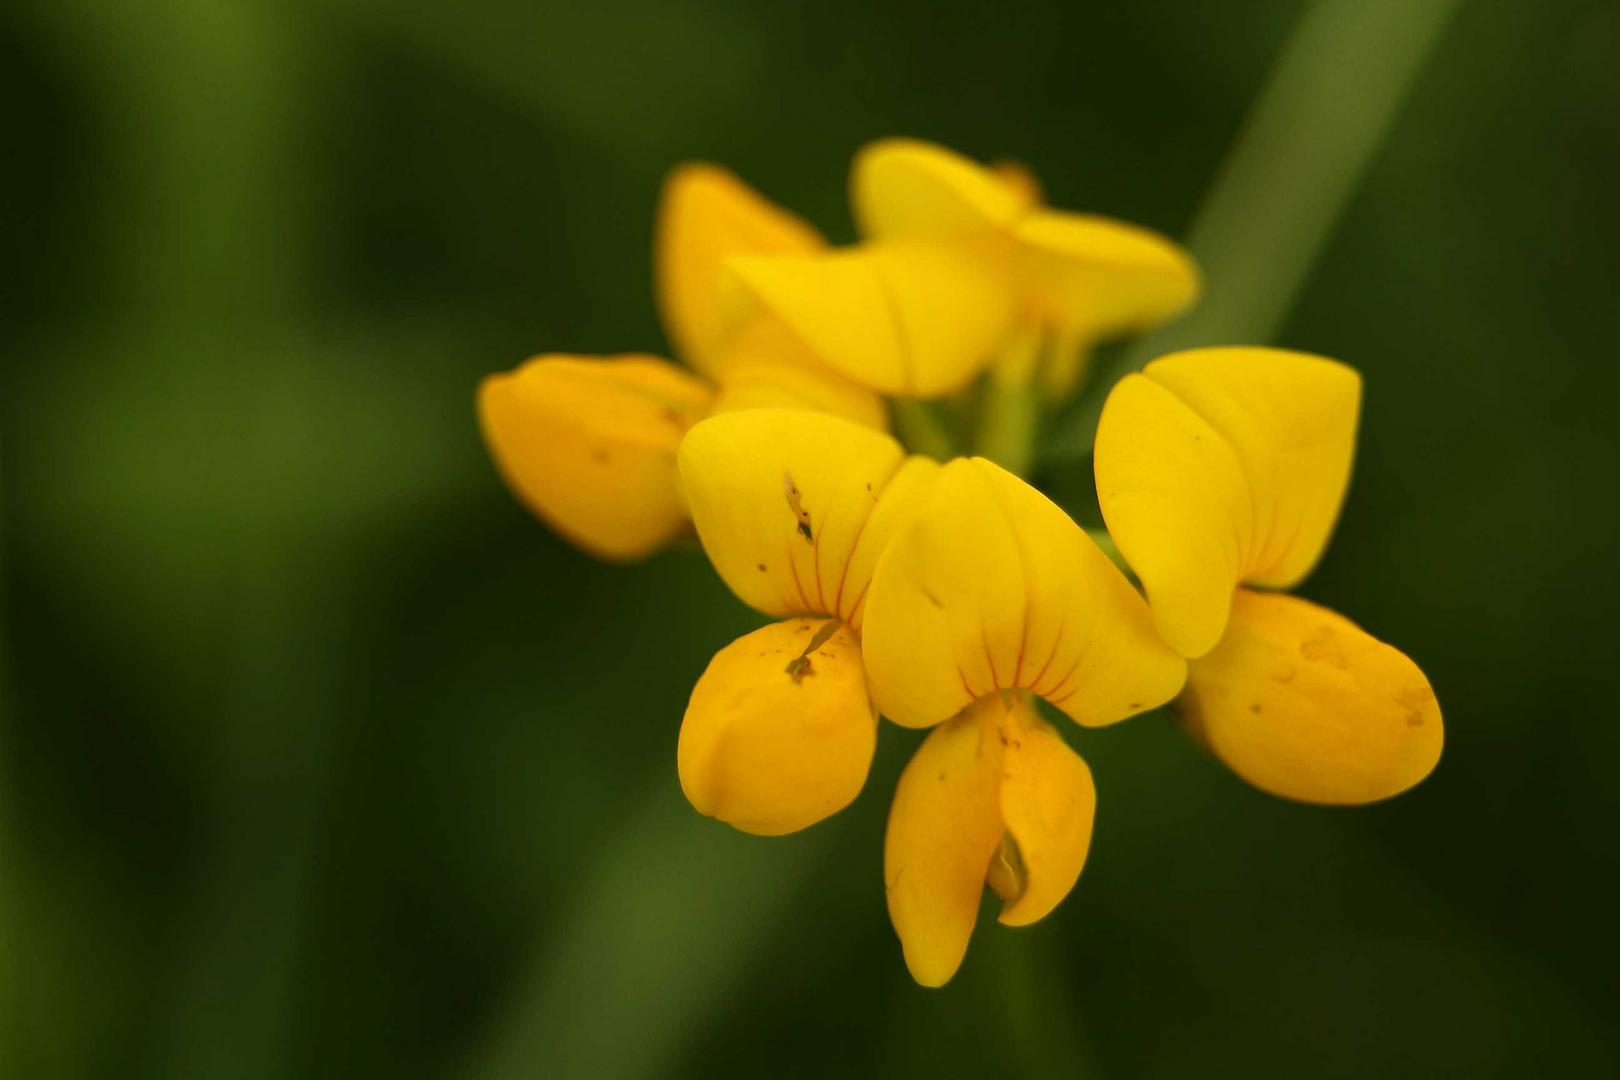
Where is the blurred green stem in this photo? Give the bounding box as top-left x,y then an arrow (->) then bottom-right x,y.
892,399 -> 959,460
466,789 -> 840,1080
25,1 -> 327,1076
990,931 -> 1100,1077
1046,0 -> 1467,461
975,325 -> 1043,477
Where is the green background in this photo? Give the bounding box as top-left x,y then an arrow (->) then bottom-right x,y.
4,0 -> 1617,1076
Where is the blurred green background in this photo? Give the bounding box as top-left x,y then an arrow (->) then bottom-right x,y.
4,0 -> 1618,1076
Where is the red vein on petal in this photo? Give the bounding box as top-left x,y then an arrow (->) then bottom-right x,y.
1028,619 -> 1066,696
1013,605 -> 1030,688
833,504 -> 876,618
982,621 -> 1001,692
845,578 -> 874,629
1042,660 -> 1081,704
786,542 -> 814,612
812,505 -> 829,613
957,663 -> 979,702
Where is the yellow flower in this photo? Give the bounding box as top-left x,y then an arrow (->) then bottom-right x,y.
1093,347 -> 1443,804
674,408 -> 939,834
675,407 -> 1185,986
469,138 -> 1449,998
722,138 -> 1201,401
860,449 -> 1184,986
478,165 -> 886,561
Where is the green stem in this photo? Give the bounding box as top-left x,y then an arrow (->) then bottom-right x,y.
976,369 -> 1040,478
989,931 -> 1100,1077
464,790 -> 840,1080
975,323 -> 1043,477
891,399 -> 959,460
1046,0 -> 1466,462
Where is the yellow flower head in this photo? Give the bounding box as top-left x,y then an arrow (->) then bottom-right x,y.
471,138 -> 1445,995
1093,347 -> 1443,804
478,165 -> 885,560
675,407 -> 1184,985
722,137 -> 1202,401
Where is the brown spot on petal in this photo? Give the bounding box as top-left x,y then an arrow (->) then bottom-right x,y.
1300,627 -> 1348,669
783,472 -> 813,543
1396,684 -> 1435,727
784,619 -> 842,683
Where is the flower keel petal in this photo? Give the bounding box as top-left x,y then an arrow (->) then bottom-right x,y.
679,619 -> 877,835
477,355 -> 711,560
1180,590 -> 1443,805
885,698 -> 1007,987
996,699 -> 1096,927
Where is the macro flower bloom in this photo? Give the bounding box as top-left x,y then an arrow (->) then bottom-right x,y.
1093,347 -> 1443,803
478,165 -> 885,560
477,136 -> 1445,992
675,407 -> 1184,985
724,138 -> 1201,401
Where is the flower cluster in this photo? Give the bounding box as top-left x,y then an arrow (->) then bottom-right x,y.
477,139 -> 1442,987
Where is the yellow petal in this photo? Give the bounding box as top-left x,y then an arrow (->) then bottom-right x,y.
1143,348 -> 1360,589
678,408 -> 930,622
851,137 -> 1031,240
723,239 -> 1017,398
680,619 -> 877,835
835,455 -> 943,631
1181,589 -> 1442,805
1094,373 -> 1251,657
1013,210 -> 1200,342
885,697 -> 1007,987
862,457 -> 1186,728
1094,348 -> 1361,656
477,355 -> 712,561
995,698 -> 1096,927
706,317 -> 889,432
655,163 -> 823,377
